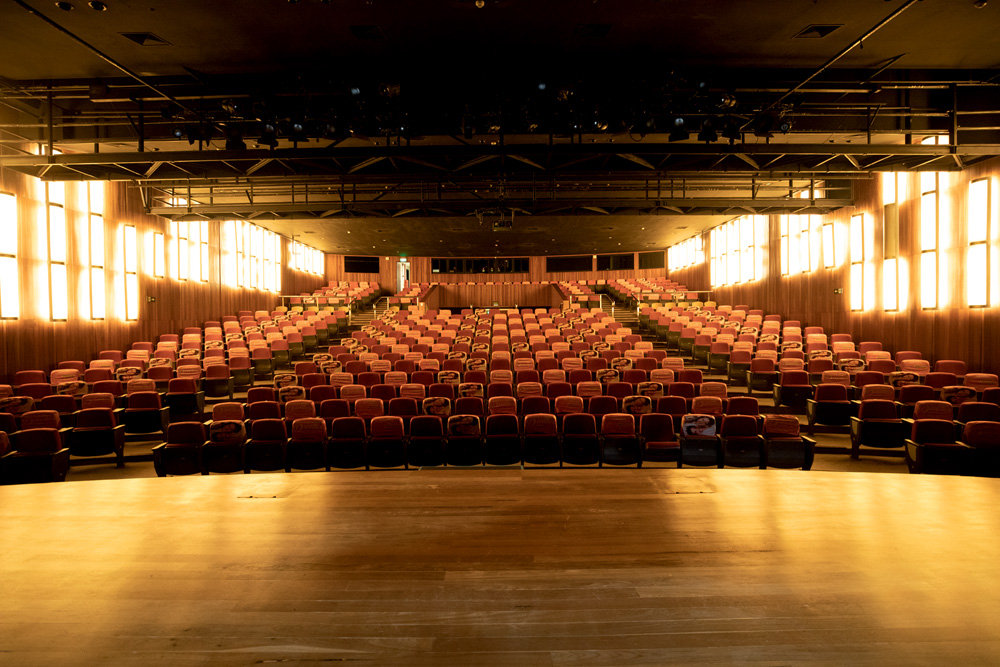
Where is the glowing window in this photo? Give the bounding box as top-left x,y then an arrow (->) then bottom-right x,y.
968,178 -> 990,307
0,192 -> 19,318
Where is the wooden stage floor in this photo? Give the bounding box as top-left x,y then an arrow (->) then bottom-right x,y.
3,468 -> 1000,666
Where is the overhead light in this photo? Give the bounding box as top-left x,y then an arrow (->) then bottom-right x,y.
55,2 -> 74,10
718,93 -> 737,109
225,126 -> 246,151
697,118 -> 718,143
751,112 -> 778,137
668,116 -> 689,142
721,117 -> 742,142
257,121 -> 278,149
88,1 -> 107,10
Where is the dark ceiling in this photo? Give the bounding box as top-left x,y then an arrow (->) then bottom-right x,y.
1,0 -> 999,257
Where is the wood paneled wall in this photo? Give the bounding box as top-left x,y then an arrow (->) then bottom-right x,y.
0,153 -> 326,380
668,158 -> 1000,376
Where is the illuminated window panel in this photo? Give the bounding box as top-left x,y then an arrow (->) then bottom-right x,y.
850,215 -> 864,312
91,267 -> 106,320
199,220 -> 210,282
884,258 -> 898,312
920,193 -> 938,251
88,181 -> 104,215
50,262 -> 68,320
124,225 -> 138,320
154,232 -> 165,278
0,256 -> 18,318
89,214 -> 105,320
48,205 -> 66,263
47,200 -> 67,320
822,223 -> 834,268
969,179 -> 990,307
178,220 -> 190,280
921,251 -> 938,309
968,244 -> 988,307
779,216 -> 789,276
0,192 -> 18,318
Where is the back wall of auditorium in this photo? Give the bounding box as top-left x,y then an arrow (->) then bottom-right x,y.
2,155 -> 999,380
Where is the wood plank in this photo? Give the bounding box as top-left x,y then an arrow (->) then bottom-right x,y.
2,469 -> 1000,665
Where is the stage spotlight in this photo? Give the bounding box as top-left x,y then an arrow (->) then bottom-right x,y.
751,112 -> 777,137
698,118 -> 718,143
171,126 -> 184,139
225,126 -> 246,151
720,117 -> 742,141
257,121 -> 278,149
668,116 -> 689,142
778,117 -> 792,133
718,92 -> 737,109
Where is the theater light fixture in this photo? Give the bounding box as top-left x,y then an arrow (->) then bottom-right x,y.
257,121 -> 278,149
721,117 -> 743,142
698,118 -> 718,143
668,116 -> 689,142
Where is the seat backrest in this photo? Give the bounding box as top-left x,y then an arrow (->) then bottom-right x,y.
680,413 -> 717,437
911,400 -> 955,421
20,409 -> 62,430
820,370 -> 851,387
75,406 -> 115,428
860,384 -> 895,401
291,417 -> 328,442
935,359 -> 967,375
636,381 -> 664,400
524,412 -> 557,436
355,398 -> 385,420
209,419 -> 246,444
284,399 -> 317,421
601,413 -> 635,436
554,395 -> 585,415
956,401 -> 1000,423
699,382 -> 727,399
857,399 -> 898,420
622,395 -> 653,416
690,396 -> 723,415
720,414 -> 758,437
448,414 -> 481,436
563,412 -> 596,436
814,383 -> 849,401
900,359 -> 931,375
370,415 -> 404,439
250,418 -> 287,441
910,418 -> 955,444
212,401 -> 244,421
763,414 -> 800,438
639,413 -> 675,441
167,421 -> 207,445
487,396 -> 518,415
961,420 -> 1000,447
422,396 -> 452,417
727,395 -> 759,416
966,373 -> 1000,392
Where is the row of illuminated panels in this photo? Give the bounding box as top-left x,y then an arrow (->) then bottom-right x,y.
666,171 -> 1000,311
0,182 -> 325,321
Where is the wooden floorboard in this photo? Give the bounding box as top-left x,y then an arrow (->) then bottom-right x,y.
2,469 -> 1000,665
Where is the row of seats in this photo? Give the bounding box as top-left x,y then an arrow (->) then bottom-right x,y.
151,406 -> 815,475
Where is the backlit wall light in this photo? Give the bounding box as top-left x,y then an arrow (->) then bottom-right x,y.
0,192 -> 19,318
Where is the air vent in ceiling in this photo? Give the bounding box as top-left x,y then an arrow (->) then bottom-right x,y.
120,32 -> 171,46
793,24 -> 842,39
574,24 -> 612,38
350,25 -> 386,40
